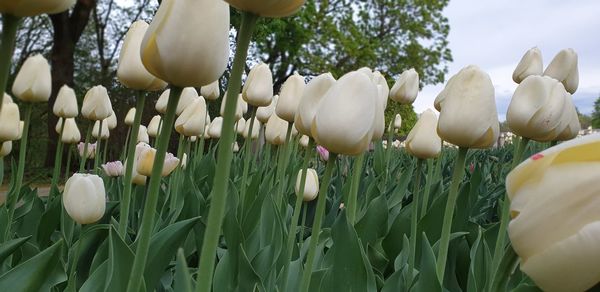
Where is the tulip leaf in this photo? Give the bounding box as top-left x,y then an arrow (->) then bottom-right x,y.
388,163 -> 414,209
0,239 -> 63,292
174,248 -> 193,292
467,227 -> 487,292
105,228 -> 135,291
0,236 -> 30,265
36,195 -> 62,248
355,194 -> 388,246
413,233 -> 441,292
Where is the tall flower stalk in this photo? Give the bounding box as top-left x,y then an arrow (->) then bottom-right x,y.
347,152 -> 365,224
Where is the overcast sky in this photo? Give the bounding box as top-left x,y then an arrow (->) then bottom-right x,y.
413,0 -> 600,120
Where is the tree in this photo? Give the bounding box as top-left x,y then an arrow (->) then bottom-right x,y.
592,95 -> 600,129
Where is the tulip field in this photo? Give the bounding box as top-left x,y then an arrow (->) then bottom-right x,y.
0,1 -> 597,292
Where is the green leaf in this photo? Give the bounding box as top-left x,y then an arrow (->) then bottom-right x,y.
36,196 -> 61,248
0,236 -> 30,265
388,163 -> 414,209
355,195 -> 388,246
0,239 -> 63,292
174,249 -> 193,292
105,228 -> 135,291
413,233 -> 441,292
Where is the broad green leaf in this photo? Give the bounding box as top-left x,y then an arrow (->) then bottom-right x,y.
413,233 -> 441,292
174,249 -> 192,292
0,236 -> 30,265
355,195 -> 388,246
105,229 -> 135,291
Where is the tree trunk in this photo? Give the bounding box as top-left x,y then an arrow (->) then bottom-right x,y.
45,0 -> 96,167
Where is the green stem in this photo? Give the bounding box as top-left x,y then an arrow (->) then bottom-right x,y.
102,138 -> 109,164
119,94 -> 146,237
0,14 -> 20,116
239,109 -> 257,209
420,159 -> 434,219
299,153 -> 337,292
66,226 -> 84,289
408,158 -> 424,277
93,120 -> 103,174
51,118 -> 67,195
79,124 -> 92,172
64,145 -> 73,181
195,12 -> 258,292
168,134 -> 185,209
384,120 -> 395,184
280,139 -> 313,292
347,152 -> 365,224
276,123 -> 294,209
435,147 -> 468,283
3,103 -> 32,242
490,246 -> 519,292
121,127 -> 131,161
126,86 -> 182,292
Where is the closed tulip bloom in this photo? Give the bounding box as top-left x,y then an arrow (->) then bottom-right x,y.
394,114 -> 402,130
436,65 -> 499,148
513,47 -> 543,83
0,103 -> 21,141
265,113 -> 289,146
372,71 -> 390,109
106,112 -> 117,130
203,125 -> 212,139
175,97 -> 207,137
296,168 -> 319,202
156,87 -> 198,115
371,85 -> 387,141
77,142 -> 96,159
294,73 -> 336,136
506,134 -> 600,292
236,118 -> 246,135
129,142 -> 151,185
276,73 -> 305,122
232,142 -> 240,153
208,117 -> 223,139
220,93 -> 245,121
2,93 -> 12,104
243,63 -> 273,107
82,85 -> 112,121
140,0 -> 230,88
554,95 -> 581,141
0,141 -> 12,157
0,0 -> 75,17
61,118 -> 81,144
102,161 -> 124,177
405,109 -> 441,159
181,153 -> 188,170
15,121 -> 24,141
543,48 -> 579,94
147,115 -> 162,138
201,80 -> 220,101
63,173 -> 106,225
311,71 -> 378,155
299,135 -> 309,147
137,125 -> 150,144
92,120 -> 110,140
117,20 -> 167,91
55,118 -> 65,134
257,95 -> 278,124
124,108 -> 136,126
136,147 -> 180,177
224,0 -> 305,18
12,54 -> 52,103
53,85 -> 78,118
316,145 -> 329,161
243,117 -> 261,140
390,68 -> 419,104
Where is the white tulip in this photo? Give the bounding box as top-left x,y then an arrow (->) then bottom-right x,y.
12,54 -> 52,103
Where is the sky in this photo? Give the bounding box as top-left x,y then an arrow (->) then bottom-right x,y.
414,0 -> 600,121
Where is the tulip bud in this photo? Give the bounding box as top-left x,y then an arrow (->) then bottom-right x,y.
56,117 -> 65,134
243,63 -> 273,107
224,0 -> 305,18
140,0 -> 230,88
147,115 -> 162,138
265,113 -> 289,146
203,125 -> 212,139
390,68 -> 419,104
156,87 -> 198,115
61,118 -> 81,144
436,65 -> 499,148
175,97 -> 207,137
299,135 -> 309,147
201,80 -> 220,101
236,118 -> 246,135
513,47 -> 543,83
63,173 -> 106,224
102,161 -> 124,177
0,103 -> 21,141
506,133 -> 600,292
14,121 -> 24,141
181,153 -> 188,170
0,0 -> 75,17
106,112 -> 117,130
220,93 -> 245,121
394,114 -> 402,130
137,125 -> 150,144
136,147 -> 180,177
295,168 -> 319,202
316,145 -> 329,161
554,94 -> 581,142
12,54 -> 52,103
0,141 -> 12,157
405,109 -> 441,159
232,142 -> 240,153
77,142 -> 96,159
543,48 -> 579,94
257,95 -> 278,124
507,75 -> 572,141
208,117 -> 223,139
243,118 -> 261,140
53,85 -> 79,118
371,84 -> 387,141
82,86 -> 113,121
372,71 -> 390,109
92,120 -> 110,140
276,73 -> 305,122
311,71 -> 378,155
124,108 -> 136,126
117,20 -> 167,91
2,93 -> 13,104
294,73 -> 336,136
129,142 -> 151,185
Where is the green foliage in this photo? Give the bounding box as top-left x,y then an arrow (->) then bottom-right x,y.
592,95 -> 600,129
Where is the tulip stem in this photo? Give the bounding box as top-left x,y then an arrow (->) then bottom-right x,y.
64,145 -> 73,181
347,152 -> 366,225
195,12 -> 258,292
168,134 -> 185,212
276,123 -> 294,209
239,109 -> 257,210
102,138 -> 109,164
489,137 -> 530,290
51,118 -> 67,196
384,119 -> 395,184
127,87 -> 182,292
93,120 -> 103,174
79,124 -> 93,172
119,93 -> 146,237
420,159 -> 434,219
3,103 -> 32,243
435,147 -> 468,284
299,153 -> 337,292
0,14 -> 20,116
122,127 -> 131,161
280,139 -> 313,292
408,158 -> 424,278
